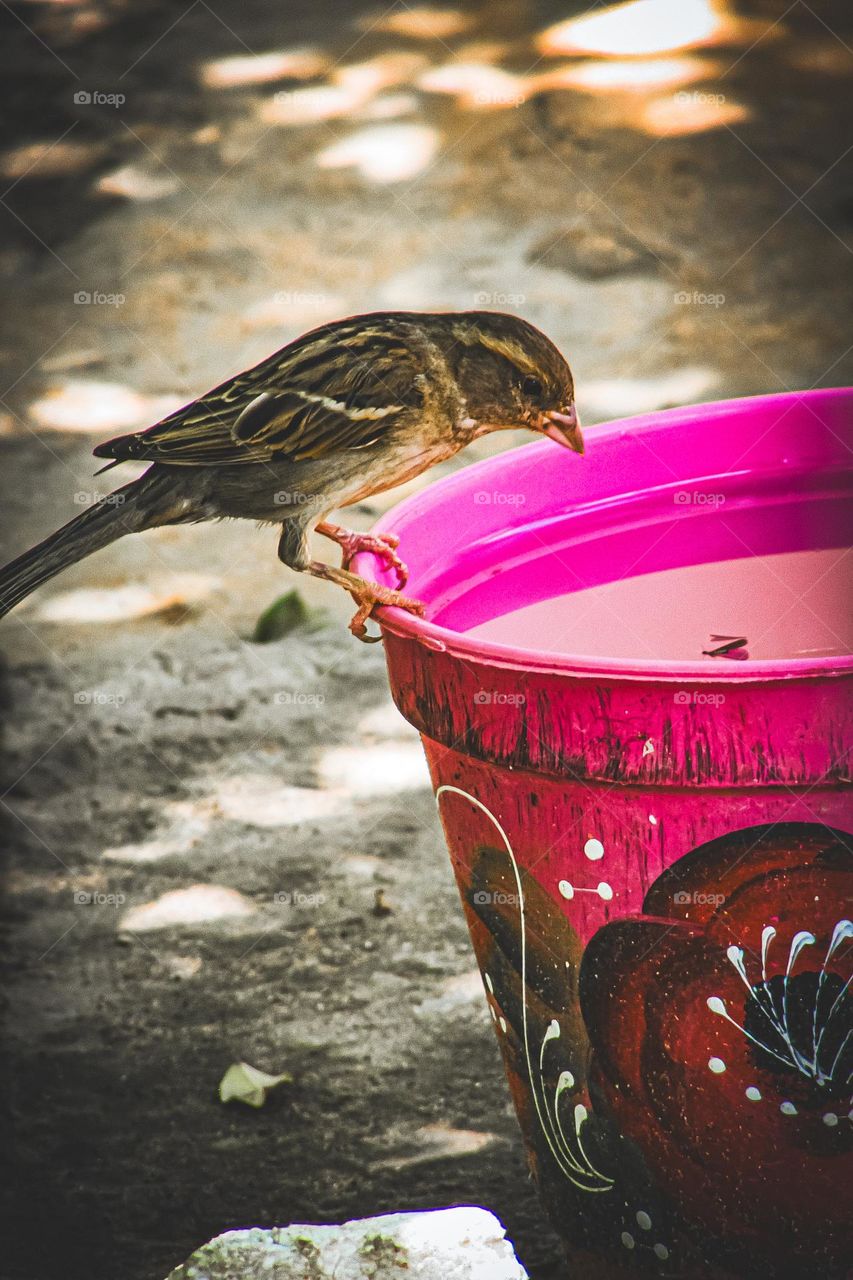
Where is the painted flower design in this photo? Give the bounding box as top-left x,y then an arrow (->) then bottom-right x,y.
437,785 -> 675,1269
579,823 -> 853,1276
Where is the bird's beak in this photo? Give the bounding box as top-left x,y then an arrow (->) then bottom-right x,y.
540,404 -> 584,454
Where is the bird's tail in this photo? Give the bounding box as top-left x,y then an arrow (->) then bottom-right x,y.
0,469 -> 183,619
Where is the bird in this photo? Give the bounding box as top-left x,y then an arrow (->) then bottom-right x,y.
0,310 -> 582,640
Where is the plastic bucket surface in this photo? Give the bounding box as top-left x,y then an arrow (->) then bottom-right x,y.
354,389 -> 853,1279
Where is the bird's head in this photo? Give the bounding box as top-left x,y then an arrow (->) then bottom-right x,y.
448,311 -> 583,454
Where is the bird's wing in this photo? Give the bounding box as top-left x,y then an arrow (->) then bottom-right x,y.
92,323 -> 425,467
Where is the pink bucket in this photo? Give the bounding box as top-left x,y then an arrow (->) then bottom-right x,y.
354,389 -> 852,1278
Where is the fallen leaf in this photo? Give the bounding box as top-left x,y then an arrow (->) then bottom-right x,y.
252,589 -> 311,642
218,1061 -> 292,1107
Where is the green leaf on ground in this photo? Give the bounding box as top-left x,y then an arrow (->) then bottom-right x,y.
251,590 -> 311,642
218,1060 -> 293,1107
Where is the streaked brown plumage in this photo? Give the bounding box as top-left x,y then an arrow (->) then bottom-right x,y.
0,310 -> 582,639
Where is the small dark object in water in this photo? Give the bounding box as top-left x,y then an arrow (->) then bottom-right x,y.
703,634 -> 749,659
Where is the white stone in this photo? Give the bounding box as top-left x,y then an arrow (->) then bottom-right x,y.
164,1206 -> 529,1279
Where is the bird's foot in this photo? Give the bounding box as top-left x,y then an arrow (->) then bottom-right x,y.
348,581 -> 425,643
342,531 -> 407,584
317,523 -> 408,586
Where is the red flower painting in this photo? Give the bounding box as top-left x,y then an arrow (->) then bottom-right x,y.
579,823 -> 852,1276
446,788 -> 852,1278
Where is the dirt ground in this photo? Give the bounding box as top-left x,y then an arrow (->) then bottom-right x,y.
1,2 -> 851,1278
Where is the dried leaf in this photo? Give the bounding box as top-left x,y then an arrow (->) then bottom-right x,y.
218,1060 -> 292,1108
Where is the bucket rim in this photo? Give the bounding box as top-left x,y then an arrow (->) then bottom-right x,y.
356,388 -> 853,684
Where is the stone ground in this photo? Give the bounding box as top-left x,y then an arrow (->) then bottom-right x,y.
0,2 -> 851,1278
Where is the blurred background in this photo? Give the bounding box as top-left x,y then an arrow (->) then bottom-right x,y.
1,2 -> 851,1278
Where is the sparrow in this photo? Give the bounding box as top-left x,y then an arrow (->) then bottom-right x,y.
0,310 -> 582,640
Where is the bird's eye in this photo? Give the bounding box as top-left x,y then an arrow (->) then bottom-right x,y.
522,376 -> 543,400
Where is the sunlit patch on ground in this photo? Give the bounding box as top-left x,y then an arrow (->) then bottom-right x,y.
120,884 -> 255,931
357,91 -> 420,121
365,7 -> 471,40
0,139 -> 103,180
161,954 -> 203,979
418,62 -> 526,110
192,124 -> 221,145
317,742 -> 430,797
581,368 -> 719,419
95,165 -> 180,201
103,798 -> 216,864
260,83 -> 373,126
29,380 -> 182,433
261,53 -> 426,126
315,124 -> 439,183
534,55 -> 718,95
537,0 -> 747,59
640,93 -> 749,135
28,576 -> 218,624
200,48 -> 328,89
342,853 -> 386,877
416,969 -> 486,1015
212,775 -> 345,827
339,53 -> 428,97
357,699 -> 420,740
376,1123 -> 500,1171
787,41 -> 853,76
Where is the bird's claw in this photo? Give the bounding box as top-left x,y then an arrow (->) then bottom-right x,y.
340,531 -> 408,587
348,583 -> 425,643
